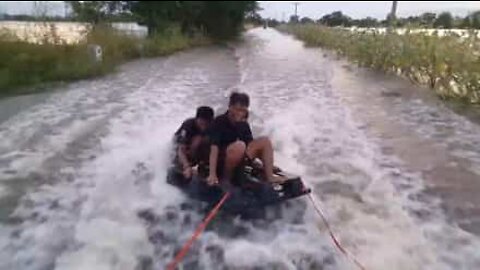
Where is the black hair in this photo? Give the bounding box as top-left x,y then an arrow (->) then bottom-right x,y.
229,92 -> 250,107
196,106 -> 214,121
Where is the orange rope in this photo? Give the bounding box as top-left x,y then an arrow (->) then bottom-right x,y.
307,193 -> 367,270
167,192 -> 230,270
167,183 -> 366,270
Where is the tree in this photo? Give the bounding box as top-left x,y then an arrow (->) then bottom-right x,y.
460,16 -> 471,29
130,1 -> 258,39
459,11 -> 480,29
420,12 -> 436,26
434,12 -> 453,29
354,17 -> 378,27
471,11 -> 480,29
404,16 -> 421,27
196,1 -> 258,39
172,1 -> 205,36
266,18 -> 279,27
300,17 -> 314,24
289,15 -> 299,24
127,2 -> 178,36
388,0 -> 398,28
245,11 -> 263,26
67,1 -> 124,25
319,11 -> 351,27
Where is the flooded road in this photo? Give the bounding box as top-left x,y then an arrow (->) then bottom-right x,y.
1,28 -> 480,270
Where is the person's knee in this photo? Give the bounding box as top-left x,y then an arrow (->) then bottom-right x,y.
256,136 -> 272,147
226,141 -> 246,161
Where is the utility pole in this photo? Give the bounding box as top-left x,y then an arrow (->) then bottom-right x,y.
33,1 -> 48,20
33,1 -> 38,17
64,2 -> 68,18
293,2 -> 300,18
389,1 -> 398,28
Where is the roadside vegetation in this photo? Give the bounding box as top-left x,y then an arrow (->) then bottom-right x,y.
0,1 -> 258,97
286,10 -> 480,29
0,25 -> 208,96
278,23 -> 480,103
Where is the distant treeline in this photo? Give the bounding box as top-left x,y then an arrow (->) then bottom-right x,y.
65,1 -> 259,39
270,11 -> 480,29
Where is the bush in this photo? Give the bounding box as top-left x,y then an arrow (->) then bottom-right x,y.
85,24 -> 142,65
0,40 -> 101,94
0,24 -> 210,96
146,28 -> 210,57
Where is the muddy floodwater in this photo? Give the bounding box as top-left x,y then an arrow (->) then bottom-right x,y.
1,28 -> 479,270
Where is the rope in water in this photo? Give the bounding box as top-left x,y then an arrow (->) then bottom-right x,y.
307,192 -> 367,270
167,182 -> 366,270
166,192 -> 231,270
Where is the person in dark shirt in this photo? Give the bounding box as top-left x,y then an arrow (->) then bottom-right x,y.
207,92 -> 285,186
174,106 -> 214,179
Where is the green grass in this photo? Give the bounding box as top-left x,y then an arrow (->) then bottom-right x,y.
278,24 -> 480,104
0,41 -> 102,95
0,25 -> 210,97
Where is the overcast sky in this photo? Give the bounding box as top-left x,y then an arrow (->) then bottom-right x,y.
0,1 -> 478,20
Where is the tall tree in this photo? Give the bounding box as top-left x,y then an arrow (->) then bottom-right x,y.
355,17 -> 378,27
434,12 -> 453,29
319,11 -> 351,27
389,1 -> 398,26
266,18 -> 279,27
245,9 -> 263,26
67,1 -> 124,25
198,1 -> 258,39
300,17 -> 314,24
129,1 -> 258,39
289,15 -> 299,24
460,16 -> 470,29
472,11 -> 480,29
128,1 -> 178,36
420,12 -> 436,26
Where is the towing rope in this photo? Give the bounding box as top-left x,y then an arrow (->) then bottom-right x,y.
167,192 -> 230,270
167,183 -> 366,270
307,193 -> 367,270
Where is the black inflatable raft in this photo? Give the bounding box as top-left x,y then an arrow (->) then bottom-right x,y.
167,162 -> 311,214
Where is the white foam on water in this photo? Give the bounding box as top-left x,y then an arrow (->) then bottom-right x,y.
3,27 -> 480,270
0,76 -> 138,180
0,186 -> 8,199
0,52 -> 232,270
258,97 -> 439,270
233,28 -> 480,270
53,71 -> 207,270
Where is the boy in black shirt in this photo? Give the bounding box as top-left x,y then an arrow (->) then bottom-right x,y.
207,92 -> 285,186
174,106 -> 214,178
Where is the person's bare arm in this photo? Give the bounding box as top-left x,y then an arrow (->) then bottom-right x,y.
177,145 -> 190,169
207,145 -> 219,185
177,144 -> 193,178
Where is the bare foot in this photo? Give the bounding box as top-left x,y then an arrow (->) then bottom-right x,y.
268,174 -> 288,183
